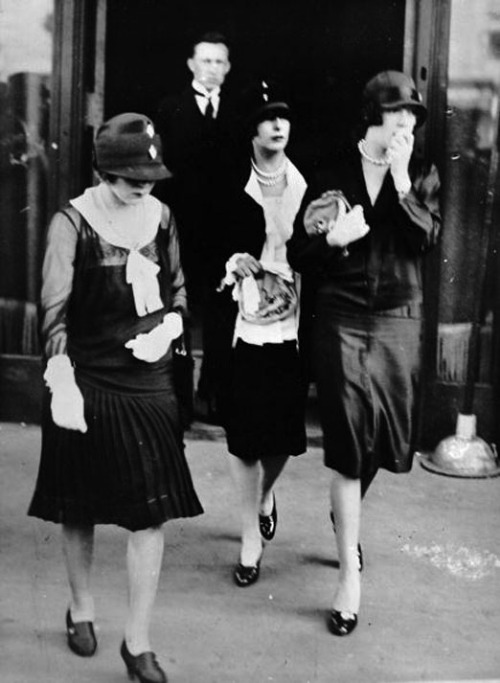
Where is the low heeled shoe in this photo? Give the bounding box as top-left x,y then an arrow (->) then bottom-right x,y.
328,609 -> 358,636
120,640 -> 167,683
233,554 -> 262,587
259,494 -> 278,542
65,608 -> 97,657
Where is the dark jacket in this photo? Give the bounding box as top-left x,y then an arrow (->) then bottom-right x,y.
155,86 -> 240,288
287,144 -> 441,316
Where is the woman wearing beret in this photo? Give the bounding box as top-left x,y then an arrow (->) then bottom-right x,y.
213,82 -> 307,587
28,113 -> 203,683
287,71 -> 441,635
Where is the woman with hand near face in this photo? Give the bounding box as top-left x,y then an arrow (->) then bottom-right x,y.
287,71 -> 441,636
214,82 -> 307,588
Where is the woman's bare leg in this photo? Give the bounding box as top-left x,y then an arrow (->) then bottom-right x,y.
227,454 -> 262,566
125,525 -> 164,655
260,454 -> 289,515
330,471 -> 362,615
62,523 -> 95,622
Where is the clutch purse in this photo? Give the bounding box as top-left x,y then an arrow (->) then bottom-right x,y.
237,268 -> 298,325
303,189 -> 352,236
303,189 -> 352,256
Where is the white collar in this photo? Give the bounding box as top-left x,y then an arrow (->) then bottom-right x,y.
70,183 -> 162,251
192,80 -> 221,99
244,157 -> 307,212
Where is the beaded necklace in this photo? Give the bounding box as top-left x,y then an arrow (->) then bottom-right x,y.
357,139 -> 391,167
251,158 -> 288,186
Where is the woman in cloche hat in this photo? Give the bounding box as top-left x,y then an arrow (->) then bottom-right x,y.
288,71 -> 441,636
28,113 -> 203,683
213,81 -> 308,587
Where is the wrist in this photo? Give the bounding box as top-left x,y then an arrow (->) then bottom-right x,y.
394,178 -> 412,198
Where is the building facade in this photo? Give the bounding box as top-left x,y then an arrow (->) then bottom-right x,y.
0,0 -> 499,450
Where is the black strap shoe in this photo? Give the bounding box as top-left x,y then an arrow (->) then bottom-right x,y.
120,640 -> 167,683
259,494 -> 278,542
65,609 -> 97,657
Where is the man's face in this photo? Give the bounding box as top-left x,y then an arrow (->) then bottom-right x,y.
187,42 -> 231,91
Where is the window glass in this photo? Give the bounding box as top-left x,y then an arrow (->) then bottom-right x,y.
437,0 -> 500,386
0,0 -> 53,354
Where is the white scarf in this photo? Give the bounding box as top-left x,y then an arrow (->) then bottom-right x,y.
70,184 -> 164,316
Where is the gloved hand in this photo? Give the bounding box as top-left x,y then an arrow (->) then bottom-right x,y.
388,129 -> 414,194
125,312 -> 183,362
232,254 -> 263,279
44,355 -> 87,433
326,205 -> 370,249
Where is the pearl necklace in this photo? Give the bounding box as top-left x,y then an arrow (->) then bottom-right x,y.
251,158 -> 288,186
357,139 -> 390,166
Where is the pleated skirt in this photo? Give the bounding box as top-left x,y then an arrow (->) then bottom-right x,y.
225,340 -> 307,461
312,308 -> 423,478
28,380 -> 203,531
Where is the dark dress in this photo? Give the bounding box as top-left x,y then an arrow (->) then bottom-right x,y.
287,145 -> 441,479
212,162 -> 308,461
28,204 -> 203,531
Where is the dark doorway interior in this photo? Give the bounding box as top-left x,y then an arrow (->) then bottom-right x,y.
105,0 -> 406,171
104,0 -> 406,362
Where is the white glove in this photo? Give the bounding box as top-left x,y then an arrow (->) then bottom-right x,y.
388,129 -> 414,193
44,355 -> 87,433
125,312 -> 183,363
326,205 -> 370,248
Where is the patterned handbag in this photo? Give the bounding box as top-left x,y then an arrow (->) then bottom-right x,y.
237,267 -> 298,325
303,189 -> 352,236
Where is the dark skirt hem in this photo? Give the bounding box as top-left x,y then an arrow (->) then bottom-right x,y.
228,442 -> 306,462
223,340 -> 307,461
28,493 -> 203,532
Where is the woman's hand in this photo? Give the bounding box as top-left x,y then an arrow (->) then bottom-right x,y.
125,313 -> 183,363
51,385 -> 88,433
44,355 -> 87,432
326,205 -> 370,248
388,130 -> 413,193
233,254 -> 263,279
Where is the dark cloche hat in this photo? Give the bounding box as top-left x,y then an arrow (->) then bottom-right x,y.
242,80 -> 291,127
94,113 -> 171,181
363,70 -> 427,127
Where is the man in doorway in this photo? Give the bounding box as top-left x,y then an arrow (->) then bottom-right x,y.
156,31 -> 238,423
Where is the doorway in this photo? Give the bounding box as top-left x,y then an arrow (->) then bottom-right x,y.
104,0 -> 407,171
102,0 -> 408,412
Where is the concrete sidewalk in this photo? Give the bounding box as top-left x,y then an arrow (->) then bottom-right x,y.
1,421 -> 500,683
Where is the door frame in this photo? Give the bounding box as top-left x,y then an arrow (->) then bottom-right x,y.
2,0 -> 455,425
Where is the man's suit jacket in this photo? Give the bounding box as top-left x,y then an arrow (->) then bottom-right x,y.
155,86 -> 241,282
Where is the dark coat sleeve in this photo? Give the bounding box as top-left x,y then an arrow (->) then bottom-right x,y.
395,160 -> 441,253
287,178 -> 347,276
